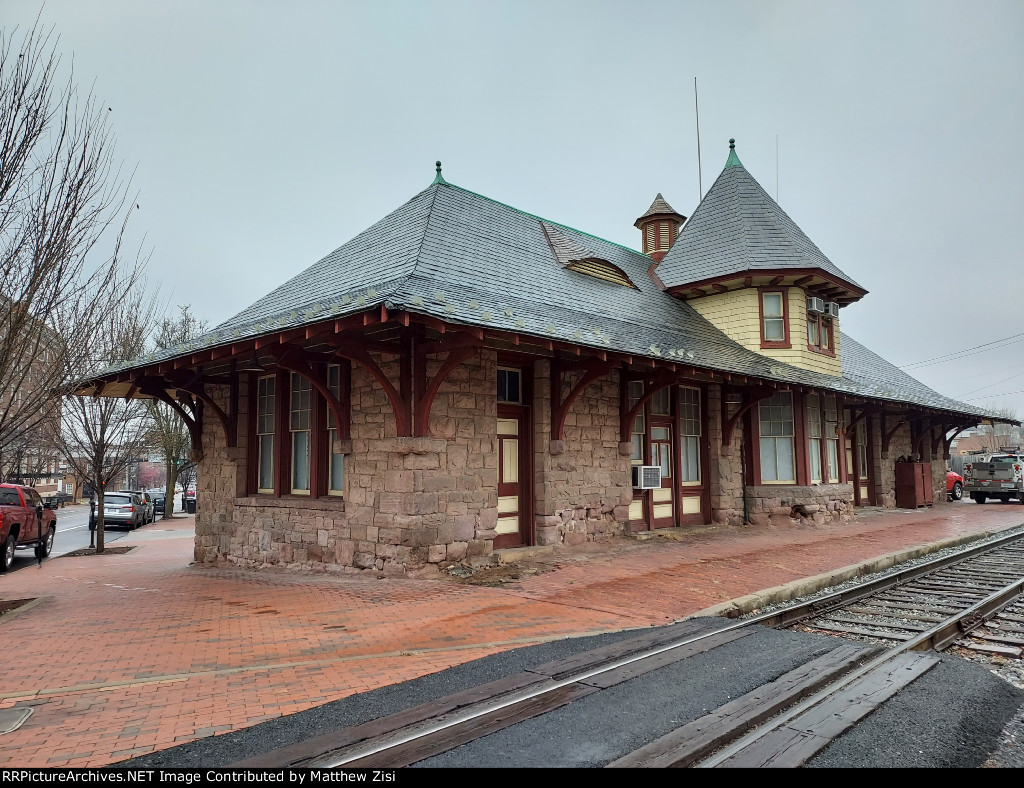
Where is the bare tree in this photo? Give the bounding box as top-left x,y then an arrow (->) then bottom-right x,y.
0,19 -> 146,464
148,306 -> 207,518
53,295 -> 156,552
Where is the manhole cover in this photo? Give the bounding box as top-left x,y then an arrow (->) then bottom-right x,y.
0,708 -> 32,734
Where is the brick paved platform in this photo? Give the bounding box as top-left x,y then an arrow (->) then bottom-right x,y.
0,503 -> 1021,767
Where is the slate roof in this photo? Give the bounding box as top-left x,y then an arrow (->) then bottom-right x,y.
657,145 -> 865,293
634,193 -> 684,226
99,170 -> 993,421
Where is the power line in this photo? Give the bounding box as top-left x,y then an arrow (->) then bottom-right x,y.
966,388 -> 1024,401
958,366 -> 1024,398
902,332 -> 1024,370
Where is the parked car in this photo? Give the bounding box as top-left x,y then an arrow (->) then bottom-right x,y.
0,483 -> 57,571
89,492 -> 145,530
152,493 -> 166,516
119,490 -> 155,524
947,470 -> 963,501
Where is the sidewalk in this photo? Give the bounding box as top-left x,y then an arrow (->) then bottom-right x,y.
0,503 -> 1022,767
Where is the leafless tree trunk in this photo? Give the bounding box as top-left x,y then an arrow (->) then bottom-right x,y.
148,306 -> 206,518
52,296 -> 156,552
0,19 -> 147,466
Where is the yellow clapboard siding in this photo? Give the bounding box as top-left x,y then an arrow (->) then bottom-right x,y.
688,287 -> 841,376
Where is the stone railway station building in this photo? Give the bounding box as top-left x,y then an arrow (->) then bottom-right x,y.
81,142 -> 1003,576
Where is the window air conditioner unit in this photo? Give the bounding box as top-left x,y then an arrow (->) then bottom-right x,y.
825,302 -> 840,319
806,296 -> 825,314
632,465 -> 662,490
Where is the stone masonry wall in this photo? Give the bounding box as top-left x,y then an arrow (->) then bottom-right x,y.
745,484 -> 855,526
533,360 -> 631,546
707,384 -> 746,527
194,348 -> 499,575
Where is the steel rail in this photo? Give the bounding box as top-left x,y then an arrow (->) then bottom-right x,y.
294,528 -> 1024,768
696,567 -> 1024,767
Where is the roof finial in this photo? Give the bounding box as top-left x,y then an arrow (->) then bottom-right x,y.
729,138 -> 735,149
725,138 -> 742,168
432,160 -> 447,185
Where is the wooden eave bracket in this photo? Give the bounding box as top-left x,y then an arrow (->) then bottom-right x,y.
263,345 -> 351,439
139,377 -> 205,461
552,358 -> 618,441
721,385 -> 776,446
166,369 -> 239,448
618,368 -> 685,443
413,340 -> 481,437
843,404 -> 886,437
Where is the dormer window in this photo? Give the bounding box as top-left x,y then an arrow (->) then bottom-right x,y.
565,258 -> 636,288
760,289 -> 790,348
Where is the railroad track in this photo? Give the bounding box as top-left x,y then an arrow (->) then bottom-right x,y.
232,529 -> 1024,769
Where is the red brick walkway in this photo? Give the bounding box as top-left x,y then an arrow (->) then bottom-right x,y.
0,503 -> 1021,767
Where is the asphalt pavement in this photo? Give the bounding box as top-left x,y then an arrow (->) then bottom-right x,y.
6,506 -> 131,573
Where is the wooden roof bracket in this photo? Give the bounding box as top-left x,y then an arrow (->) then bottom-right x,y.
552,357 -> 618,441
619,368 -> 682,443
139,378 -> 204,462
722,385 -> 776,446
843,404 -> 886,437
264,346 -> 351,439
166,369 -> 239,449
881,414 -> 909,459
413,342 -> 480,438
328,343 -> 409,437
943,422 -> 979,460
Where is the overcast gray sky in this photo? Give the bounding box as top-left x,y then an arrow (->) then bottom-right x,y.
8,0 -> 1024,417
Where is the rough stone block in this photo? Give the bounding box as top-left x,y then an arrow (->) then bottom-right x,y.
537,526 -> 561,546
454,515 -> 475,542
446,542 -> 468,561
478,508 -> 498,530
427,544 -> 446,563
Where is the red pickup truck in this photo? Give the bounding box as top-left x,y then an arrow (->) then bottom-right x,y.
0,484 -> 57,571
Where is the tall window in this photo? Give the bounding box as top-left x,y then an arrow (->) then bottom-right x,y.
327,364 -> 344,496
856,419 -> 869,478
650,387 -> 670,416
256,375 -> 275,493
807,392 -> 822,484
759,391 -> 795,483
823,394 -> 840,483
651,427 -> 671,479
679,387 -> 701,484
290,373 -> 311,494
628,380 -> 645,464
807,313 -> 834,353
761,291 -> 788,346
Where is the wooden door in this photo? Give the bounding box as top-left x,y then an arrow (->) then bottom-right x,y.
496,406 -> 531,549
846,411 -> 875,506
650,426 -> 674,528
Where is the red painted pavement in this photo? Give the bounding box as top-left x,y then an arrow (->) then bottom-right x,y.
0,501 -> 1020,767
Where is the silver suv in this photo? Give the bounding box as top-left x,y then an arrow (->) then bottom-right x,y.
89,492 -> 145,530
119,490 -> 155,524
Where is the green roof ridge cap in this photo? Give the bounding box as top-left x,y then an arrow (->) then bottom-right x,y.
438,181 -> 642,255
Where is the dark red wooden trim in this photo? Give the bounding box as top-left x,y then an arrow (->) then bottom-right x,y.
722,386 -> 775,446
274,369 -> 289,497
311,366 -> 328,499
551,359 -> 617,441
414,346 -> 478,437
882,414 -> 908,459
665,268 -> 867,302
758,287 -> 792,349
328,343 -> 411,437
794,392 -> 809,487
619,369 -> 678,443
246,373 -> 258,495
264,346 -> 349,440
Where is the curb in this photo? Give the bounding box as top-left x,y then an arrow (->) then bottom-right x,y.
684,522 -> 1024,620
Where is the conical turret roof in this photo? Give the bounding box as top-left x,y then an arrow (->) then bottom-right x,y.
657,140 -> 865,302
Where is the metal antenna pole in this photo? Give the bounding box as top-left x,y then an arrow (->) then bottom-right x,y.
694,77 -> 703,202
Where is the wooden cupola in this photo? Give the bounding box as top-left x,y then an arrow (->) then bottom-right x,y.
634,193 -> 686,263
